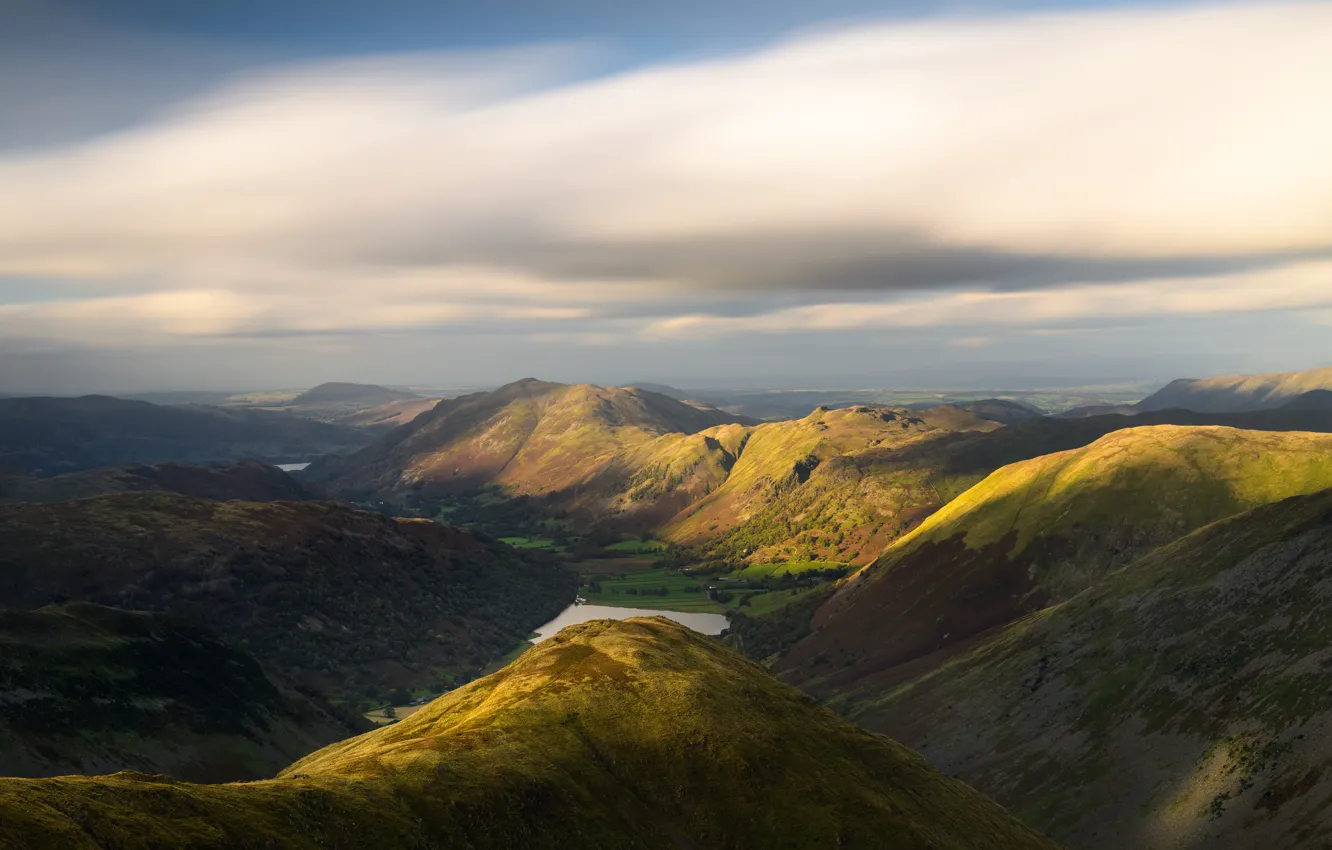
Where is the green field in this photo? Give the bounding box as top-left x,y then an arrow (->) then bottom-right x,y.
735,561 -> 848,580
583,568 -> 726,613
737,586 -> 825,616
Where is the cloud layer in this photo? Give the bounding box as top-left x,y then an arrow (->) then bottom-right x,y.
1,1 -> 1330,377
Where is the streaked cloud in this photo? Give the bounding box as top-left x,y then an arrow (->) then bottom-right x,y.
0,1 -> 1329,385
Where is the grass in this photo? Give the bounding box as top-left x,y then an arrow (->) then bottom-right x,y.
0,618 -> 1058,850
736,561 -> 847,580
848,487 -> 1332,847
582,568 -> 725,613
899,425 -> 1332,558
739,587 -> 826,616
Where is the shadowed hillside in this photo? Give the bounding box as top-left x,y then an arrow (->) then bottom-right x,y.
0,396 -> 373,476
777,426 -> 1332,697
0,603 -> 366,782
1136,366 -> 1332,413
0,618 -> 1057,850
1283,389 -> 1332,411
0,494 -> 577,703
0,460 -> 321,505
853,487 -> 1332,848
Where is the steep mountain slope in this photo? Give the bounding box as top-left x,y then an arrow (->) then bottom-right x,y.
0,493 -> 576,702
307,379 -> 753,501
855,488 -> 1332,849
0,396 -> 373,475
680,405 -> 1332,569
0,460 -> 321,505
1136,366 -> 1332,413
778,426 -> 1332,695
663,404 -> 1004,565
0,618 -> 1057,850
0,603 -> 365,782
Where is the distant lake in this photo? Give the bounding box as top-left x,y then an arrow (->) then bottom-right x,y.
532,603 -> 729,643
275,462 -> 311,472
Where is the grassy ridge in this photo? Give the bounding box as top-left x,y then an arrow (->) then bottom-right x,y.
854,487 -> 1332,848
776,425 -> 1332,705
0,618 -> 1057,850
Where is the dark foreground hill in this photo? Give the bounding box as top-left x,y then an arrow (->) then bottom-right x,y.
0,618 -> 1057,850
0,603 -> 366,782
0,460 -> 321,505
855,488 -> 1332,849
0,494 -> 576,703
0,395 -> 373,475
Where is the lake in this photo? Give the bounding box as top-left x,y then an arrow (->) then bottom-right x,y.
275,462 -> 311,472
532,603 -> 729,643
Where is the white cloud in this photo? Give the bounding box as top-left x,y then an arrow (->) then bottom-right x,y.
0,1 -> 1330,351
641,259 -> 1332,338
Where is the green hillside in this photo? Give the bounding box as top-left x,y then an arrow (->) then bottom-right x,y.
0,618 -> 1056,850
0,603 -> 365,782
777,426 -> 1332,695
853,487 -> 1332,848
0,493 -> 576,704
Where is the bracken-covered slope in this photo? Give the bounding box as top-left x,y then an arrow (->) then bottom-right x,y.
0,395 -> 373,475
0,603 -> 366,782
0,618 -> 1058,850
1136,366 -> 1332,413
0,493 -> 576,702
854,487 -> 1332,849
0,460 -> 321,505
778,426 -> 1332,695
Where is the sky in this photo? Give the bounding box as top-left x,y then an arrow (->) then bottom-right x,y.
1,0 -> 1330,393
